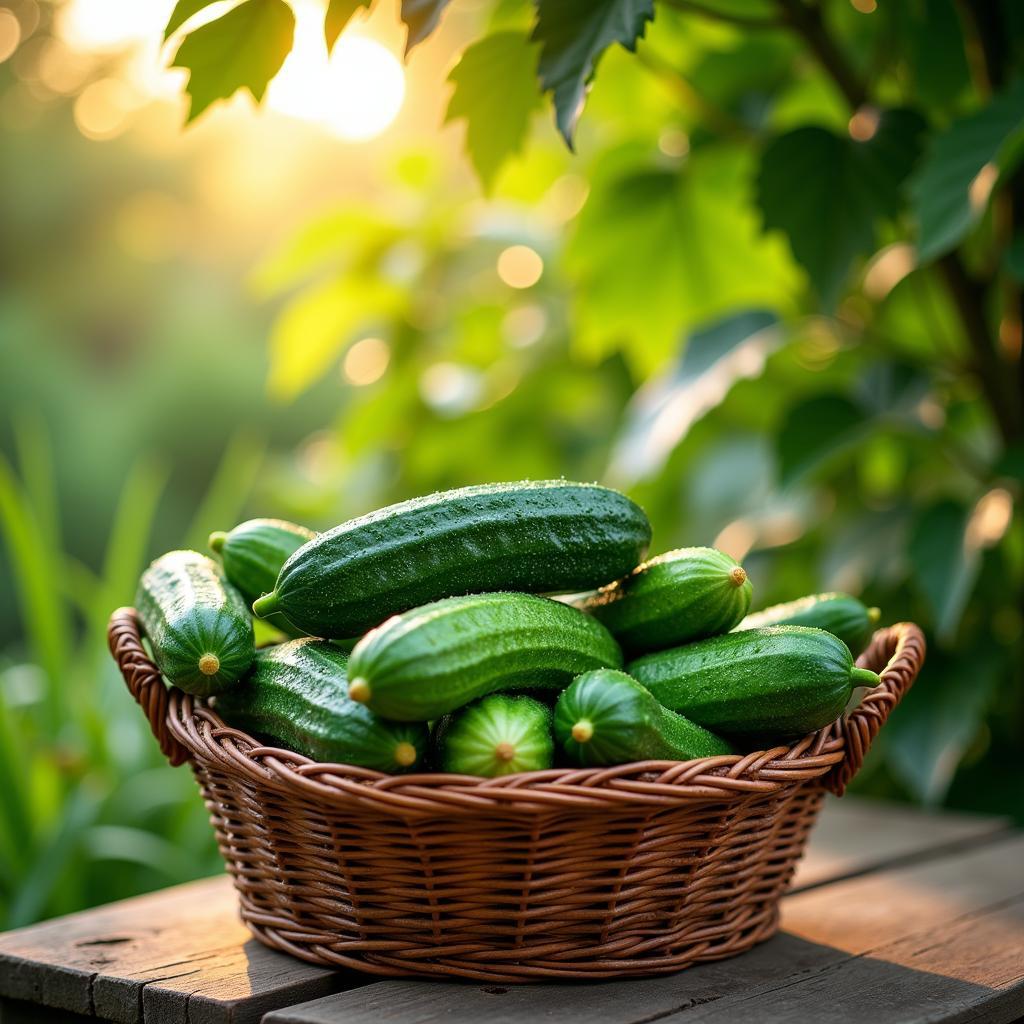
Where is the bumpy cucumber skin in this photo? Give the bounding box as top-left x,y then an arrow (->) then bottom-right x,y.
255,481 -> 651,638
580,547 -> 752,655
555,669 -> 733,767
348,592 -> 624,721
213,639 -> 428,773
735,592 -> 879,655
136,550 -> 254,697
210,519 -> 315,638
437,695 -> 553,777
629,626 -> 880,743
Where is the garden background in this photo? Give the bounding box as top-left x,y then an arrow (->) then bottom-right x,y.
0,0 -> 1021,928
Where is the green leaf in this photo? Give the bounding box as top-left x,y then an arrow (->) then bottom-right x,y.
532,0 -> 654,146
171,0 -> 295,122
758,109 -> 927,306
911,80 -> 1024,263
565,147 -> 799,374
164,0 -> 222,40
901,0 -> 971,109
445,32 -> 542,192
401,0 -> 452,53
775,393 -> 868,484
325,0 -> 373,52
909,499 -> 979,641
609,310 -> 784,485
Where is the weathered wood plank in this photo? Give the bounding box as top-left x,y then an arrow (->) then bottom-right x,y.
0,876 -> 356,1024
263,833 -> 1024,1024
791,795 -> 1009,891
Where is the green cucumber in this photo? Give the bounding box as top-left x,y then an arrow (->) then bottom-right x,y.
136,550 -> 255,696
253,481 -> 651,638
735,592 -> 880,654
579,547 -> 752,655
347,592 -> 624,721
213,639 -> 428,772
436,695 -> 553,777
210,518 -> 315,638
629,626 -> 880,743
555,669 -> 733,767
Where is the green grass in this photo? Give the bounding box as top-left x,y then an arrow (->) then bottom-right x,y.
0,419 -> 265,927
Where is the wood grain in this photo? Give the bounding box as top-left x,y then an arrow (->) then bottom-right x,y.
264,834 -> 1024,1024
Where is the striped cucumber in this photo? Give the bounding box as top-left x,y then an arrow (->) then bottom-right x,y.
136,550 -> 254,696
210,518 -> 315,637
555,669 -> 733,767
253,481 -> 651,638
436,695 -> 554,777
213,639 -> 428,772
347,592 -> 624,721
629,626 -> 880,743
579,547 -> 752,655
736,592 -> 880,654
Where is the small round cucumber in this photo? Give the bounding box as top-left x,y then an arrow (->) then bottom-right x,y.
579,547 -> 752,655
213,639 -> 428,773
136,550 -> 255,696
210,518 -> 315,638
436,695 -> 553,777
347,592 -> 624,721
629,626 -> 881,743
735,592 -> 880,655
252,481 -> 651,638
555,669 -> 733,767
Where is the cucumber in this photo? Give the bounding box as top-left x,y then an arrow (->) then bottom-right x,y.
210,518 -> 315,638
579,547 -> 752,655
213,639 -> 428,773
347,592 -> 624,721
735,592 -> 880,655
436,695 -> 553,777
252,481 -> 651,638
554,669 -> 733,767
136,550 -> 255,696
629,626 -> 880,743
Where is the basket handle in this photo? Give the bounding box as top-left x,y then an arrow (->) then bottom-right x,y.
107,607 -> 190,767
825,621 -> 925,796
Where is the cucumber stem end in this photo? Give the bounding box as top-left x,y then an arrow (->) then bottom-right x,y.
851,667 -> 881,688
571,720 -> 594,743
729,566 -> 747,587
868,606 -> 881,623
208,531 -> 227,555
252,592 -> 280,618
348,677 -> 371,703
394,742 -> 417,768
198,653 -> 220,676
495,741 -> 516,762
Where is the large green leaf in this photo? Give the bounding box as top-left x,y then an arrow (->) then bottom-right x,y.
401,0 -> 452,53
566,147 -> 798,374
445,32 -> 542,192
532,0 -> 654,145
909,499 -> 979,641
325,0 -> 373,51
911,80 -> 1024,263
775,393 -> 869,484
758,110 -> 926,306
164,0 -> 223,40
171,0 -> 295,122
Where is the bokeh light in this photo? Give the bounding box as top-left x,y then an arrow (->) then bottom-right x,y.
497,245 -> 543,289
343,337 -> 390,385
0,8 -> 21,63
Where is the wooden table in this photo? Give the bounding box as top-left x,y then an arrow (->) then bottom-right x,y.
1,797 -> 1020,1024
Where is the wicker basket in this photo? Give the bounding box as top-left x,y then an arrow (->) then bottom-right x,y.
108,609 -> 924,982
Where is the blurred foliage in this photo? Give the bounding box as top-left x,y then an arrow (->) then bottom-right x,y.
1,0 -> 1023,926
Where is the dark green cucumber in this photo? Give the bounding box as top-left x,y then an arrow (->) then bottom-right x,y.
579,547 -> 752,655
210,518 -> 315,638
555,669 -> 733,767
735,592 -> 880,655
347,592 -> 624,721
436,695 -> 553,777
253,481 -> 651,638
213,639 -> 428,772
136,550 -> 254,696
629,626 -> 880,743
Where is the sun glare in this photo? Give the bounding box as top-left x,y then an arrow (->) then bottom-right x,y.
268,19 -> 405,141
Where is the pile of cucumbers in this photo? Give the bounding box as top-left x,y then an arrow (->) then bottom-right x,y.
134,480 -> 883,777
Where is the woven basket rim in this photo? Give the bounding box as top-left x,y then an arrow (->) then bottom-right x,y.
109,610 -> 924,814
